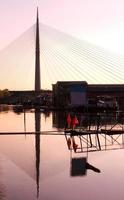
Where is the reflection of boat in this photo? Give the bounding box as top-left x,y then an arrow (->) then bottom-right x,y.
0,105 -> 12,112
13,105 -> 23,113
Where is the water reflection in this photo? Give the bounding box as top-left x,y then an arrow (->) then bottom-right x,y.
1,107 -> 124,199
86,162 -> 100,173
53,111 -> 124,153
24,110 -> 26,132
0,105 -> 12,113
0,158 -> 6,200
53,111 -> 67,128
71,157 -> 101,176
67,136 -> 101,177
35,109 -> 41,198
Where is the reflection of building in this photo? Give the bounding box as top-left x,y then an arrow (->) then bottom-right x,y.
71,157 -> 87,176
70,157 -> 101,176
52,81 -> 87,108
53,111 -> 67,128
53,111 -> 88,129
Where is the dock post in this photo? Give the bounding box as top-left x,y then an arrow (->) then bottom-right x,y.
96,113 -> 101,150
89,134 -> 92,147
96,133 -> 101,150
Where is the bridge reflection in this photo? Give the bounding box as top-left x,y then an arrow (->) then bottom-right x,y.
35,109 -> 41,198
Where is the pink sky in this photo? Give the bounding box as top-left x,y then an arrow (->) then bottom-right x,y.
0,0 -> 124,90
0,0 -> 124,54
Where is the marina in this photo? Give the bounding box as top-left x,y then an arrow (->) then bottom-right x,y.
0,1 -> 124,199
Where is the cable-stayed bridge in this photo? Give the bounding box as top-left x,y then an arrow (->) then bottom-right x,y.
0,23 -> 124,90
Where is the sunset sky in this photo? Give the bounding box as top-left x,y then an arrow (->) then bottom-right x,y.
0,0 -> 124,90
0,0 -> 124,53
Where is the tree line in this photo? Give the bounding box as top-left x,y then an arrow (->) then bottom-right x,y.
0,89 -> 10,98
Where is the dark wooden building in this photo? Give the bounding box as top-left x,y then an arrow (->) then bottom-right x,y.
53,82 -> 124,109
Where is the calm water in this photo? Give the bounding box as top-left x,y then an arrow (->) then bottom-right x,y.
0,106 -> 124,200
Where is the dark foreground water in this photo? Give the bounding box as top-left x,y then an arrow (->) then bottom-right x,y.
0,107 -> 124,200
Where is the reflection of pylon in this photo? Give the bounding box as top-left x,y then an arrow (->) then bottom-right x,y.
72,115 -> 79,129
67,113 -> 71,128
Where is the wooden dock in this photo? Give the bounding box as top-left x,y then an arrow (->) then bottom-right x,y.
101,129 -> 124,135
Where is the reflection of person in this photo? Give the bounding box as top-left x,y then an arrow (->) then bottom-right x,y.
72,137 -> 78,152
86,163 -> 101,173
67,136 -> 78,152
66,114 -> 79,129
67,137 -> 71,149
